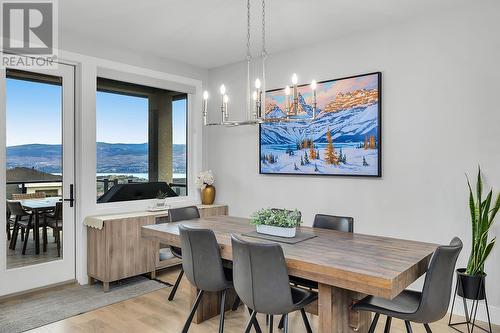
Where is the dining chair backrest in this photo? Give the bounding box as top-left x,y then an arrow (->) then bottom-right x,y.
415,237 -> 463,323
231,235 -> 294,315
12,192 -> 46,200
178,225 -> 229,292
6,200 -> 28,216
313,214 -> 353,233
168,206 -> 200,222
54,201 -> 63,220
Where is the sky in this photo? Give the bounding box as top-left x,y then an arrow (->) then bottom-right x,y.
6,78 -> 187,146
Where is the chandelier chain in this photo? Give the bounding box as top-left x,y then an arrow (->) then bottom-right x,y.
246,0 -> 251,60
261,0 -> 267,57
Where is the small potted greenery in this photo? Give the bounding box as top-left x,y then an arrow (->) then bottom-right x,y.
457,168 -> 499,300
250,208 -> 302,238
155,190 -> 169,209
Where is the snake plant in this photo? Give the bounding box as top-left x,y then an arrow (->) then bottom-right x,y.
465,167 -> 499,276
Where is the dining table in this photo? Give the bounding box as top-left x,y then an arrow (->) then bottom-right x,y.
12,197 -> 62,255
141,216 -> 438,333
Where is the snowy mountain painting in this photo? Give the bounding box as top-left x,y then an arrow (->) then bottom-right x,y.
260,72 -> 381,177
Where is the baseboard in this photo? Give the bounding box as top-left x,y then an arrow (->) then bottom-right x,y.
450,299 -> 499,326
0,279 -> 77,302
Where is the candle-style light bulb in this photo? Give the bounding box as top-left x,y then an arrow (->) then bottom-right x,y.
223,94 -> 229,121
255,78 -> 261,89
284,85 -> 291,116
291,74 -> 298,115
202,91 -> 209,125
311,80 -> 317,120
219,84 -> 226,95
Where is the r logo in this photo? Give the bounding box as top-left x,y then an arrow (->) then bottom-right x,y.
2,2 -> 53,54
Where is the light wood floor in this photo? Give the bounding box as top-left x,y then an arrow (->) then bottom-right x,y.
26,268 -> 498,333
7,228 -> 62,269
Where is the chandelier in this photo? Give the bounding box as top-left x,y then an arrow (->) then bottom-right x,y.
202,0 -> 319,126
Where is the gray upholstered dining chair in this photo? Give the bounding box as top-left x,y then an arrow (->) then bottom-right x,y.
312,214 -> 353,232
352,237 -> 463,333
232,235 -> 317,333
7,200 -> 34,255
166,206 -> 200,301
178,225 -> 237,333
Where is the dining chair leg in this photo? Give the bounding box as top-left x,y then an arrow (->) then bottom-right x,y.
6,222 -> 11,241
42,216 -> 48,253
246,307 -> 262,333
300,308 -> 313,333
404,321 -> 413,333
384,316 -> 392,333
181,289 -> 204,333
283,314 -> 289,333
245,310 -> 258,333
278,315 -> 285,329
265,314 -> 269,326
22,226 -> 30,255
168,268 -> 184,301
232,296 -> 241,311
218,289 -> 227,333
10,221 -> 19,250
56,228 -> 61,257
21,228 -> 24,242
368,313 -> 380,333
268,314 -> 273,333
423,323 -> 432,333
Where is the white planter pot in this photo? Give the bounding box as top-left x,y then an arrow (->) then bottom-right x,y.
155,198 -> 167,208
256,224 -> 296,238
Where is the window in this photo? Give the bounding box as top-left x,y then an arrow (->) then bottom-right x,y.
96,77 -> 188,202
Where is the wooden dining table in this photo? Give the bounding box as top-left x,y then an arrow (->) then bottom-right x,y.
141,216 -> 438,333
12,197 -> 61,255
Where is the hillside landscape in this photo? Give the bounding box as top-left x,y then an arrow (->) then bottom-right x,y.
6,142 -> 187,174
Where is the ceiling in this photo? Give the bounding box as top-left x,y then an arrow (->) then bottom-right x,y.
60,0 -> 469,69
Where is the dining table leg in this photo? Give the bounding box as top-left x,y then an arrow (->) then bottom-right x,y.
318,283 -> 371,333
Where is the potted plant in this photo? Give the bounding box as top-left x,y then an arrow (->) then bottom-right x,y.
457,168 -> 499,300
250,208 -> 302,238
155,190 -> 169,209
196,170 -> 216,205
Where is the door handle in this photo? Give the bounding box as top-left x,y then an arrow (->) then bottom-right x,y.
63,184 -> 75,207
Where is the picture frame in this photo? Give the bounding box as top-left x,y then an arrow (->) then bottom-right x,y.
259,72 -> 382,177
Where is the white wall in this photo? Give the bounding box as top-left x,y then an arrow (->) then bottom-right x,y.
205,3 -> 500,323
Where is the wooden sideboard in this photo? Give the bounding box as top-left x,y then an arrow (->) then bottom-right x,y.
86,204 -> 228,291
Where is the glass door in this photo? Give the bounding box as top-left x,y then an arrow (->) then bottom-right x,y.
0,63 -> 75,296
